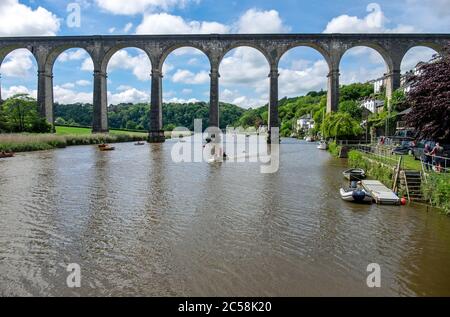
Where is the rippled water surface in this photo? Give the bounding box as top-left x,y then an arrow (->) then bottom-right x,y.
1,139 -> 450,296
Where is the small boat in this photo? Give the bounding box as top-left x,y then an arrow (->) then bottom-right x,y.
134,141 -> 145,146
98,144 -> 107,148
343,168 -> 366,180
340,187 -> 373,204
0,151 -> 15,158
317,141 -> 328,150
305,136 -> 312,142
99,146 -> 115,151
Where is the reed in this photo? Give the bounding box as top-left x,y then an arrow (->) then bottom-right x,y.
0,133 -> 147,153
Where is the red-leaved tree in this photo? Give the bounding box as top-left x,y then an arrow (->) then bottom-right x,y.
405,47 -> 450,143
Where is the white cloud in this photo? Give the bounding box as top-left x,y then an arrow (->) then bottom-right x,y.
0,49 -> 35,78
279,60 -> 329,97
0,0 -> 60,36
57,49 -> 88,63
182,88 -> 193,94
172,69 -> 209,84
136,13 -> 229,34
220,47 -> 269,86
81,58 -> 94,72
108,27 -> 116,33
108,87 -> 149,104
53,85 -> 92,104
2,85 -> 37,99
61,83 -> 76,89
95,0 -> 200,15
220,89 -> 267,109
165,97 -> 200,104
324,3 -> 415,33
76,80 -> 91,86
236,9 -> 291,33
107,50 -> 152,81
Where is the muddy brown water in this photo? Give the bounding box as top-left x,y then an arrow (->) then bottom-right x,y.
1,138 -> 450,296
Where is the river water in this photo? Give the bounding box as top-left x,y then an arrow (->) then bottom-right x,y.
1,138 -> 450,296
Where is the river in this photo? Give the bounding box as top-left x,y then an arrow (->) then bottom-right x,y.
1,138 -> 450,296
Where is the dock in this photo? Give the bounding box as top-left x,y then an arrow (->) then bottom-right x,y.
361,180 -> 400,205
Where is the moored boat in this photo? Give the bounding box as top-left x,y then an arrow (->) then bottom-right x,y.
99,145 -> 115,151
340,187 -> 373,204
134,141 -> 145,146
317,141 -> 328,150
343,168 -> 366,180
0,151 -> 15,158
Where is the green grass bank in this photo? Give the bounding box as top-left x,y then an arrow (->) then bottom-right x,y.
0,126 -> 148,153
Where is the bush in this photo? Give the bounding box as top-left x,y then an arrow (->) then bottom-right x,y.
422,174 -> 450,215
348,150 -> 394,188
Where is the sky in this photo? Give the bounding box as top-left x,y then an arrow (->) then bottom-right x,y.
0,0 -> 449,108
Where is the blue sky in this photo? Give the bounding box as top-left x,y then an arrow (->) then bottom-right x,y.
0,0 -> 449,108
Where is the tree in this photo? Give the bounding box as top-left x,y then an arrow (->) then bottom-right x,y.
390,89 -> 407,112
1,94 -> 51,133
338,100 -> 362,119
322,112 -> 363,140
404,49 -> 450,142
340,83 -> 373,102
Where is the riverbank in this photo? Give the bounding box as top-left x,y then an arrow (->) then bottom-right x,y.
347,149 -> 450,215
0,126 -> 148,153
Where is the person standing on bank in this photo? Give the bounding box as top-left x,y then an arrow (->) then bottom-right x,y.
431,142 -> 443,173
423,144 -> 433,171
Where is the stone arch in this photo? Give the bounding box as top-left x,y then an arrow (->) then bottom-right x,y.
219,42 -> 272,69
101,44 -> 153,74
45,45 -> 96,74
403,42 -> 445,58
0,45 -> 36,67
400,45 -> 442,74
339,42 -> 393,72
277,43 -> 332,71
158,43 -> 211,73
277,45 -> 331,99
0,47 -> 38,101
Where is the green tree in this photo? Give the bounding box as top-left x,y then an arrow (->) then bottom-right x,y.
390,89 -> 407,112
322,112 -> 363,140
340,83 -> 373,102
338,100 -> 362,119
1,94 -> 51,133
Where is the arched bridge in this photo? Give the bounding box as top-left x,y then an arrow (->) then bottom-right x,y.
0,34 -> 448,142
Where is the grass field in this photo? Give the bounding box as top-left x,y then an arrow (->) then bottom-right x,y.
55,126 -> 148,136
0,126 -> 149,153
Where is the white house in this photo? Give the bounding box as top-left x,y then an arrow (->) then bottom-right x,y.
296,114 -> 315,133
360,98 -> 385,114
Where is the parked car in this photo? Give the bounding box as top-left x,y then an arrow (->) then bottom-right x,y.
413,140 -> 450,161
389,129 -> 417,145
392,141 -> 415,155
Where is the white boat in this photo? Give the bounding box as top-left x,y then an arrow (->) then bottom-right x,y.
343,168 -> 366,180
317,141 -> 328,150
305,136 -> 313,142
340,188 -> 373,203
